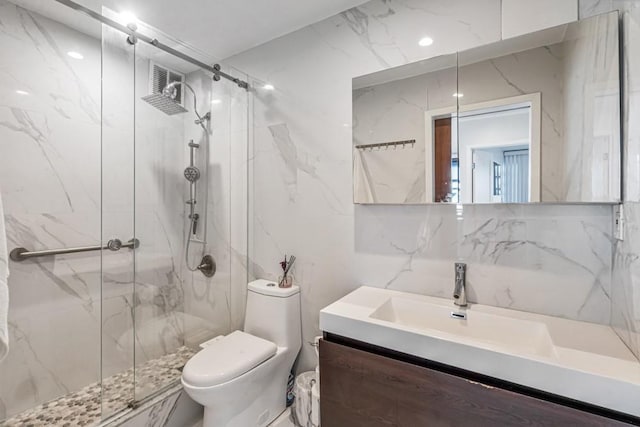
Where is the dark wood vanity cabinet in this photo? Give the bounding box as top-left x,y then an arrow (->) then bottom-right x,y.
319,337 -> 636,427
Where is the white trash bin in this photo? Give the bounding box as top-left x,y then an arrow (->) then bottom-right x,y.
293,371 -> 320,427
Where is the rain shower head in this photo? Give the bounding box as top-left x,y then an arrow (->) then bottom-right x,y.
162,81 -> 181,99
141,92 -> 188,115
142,80 -> 208,126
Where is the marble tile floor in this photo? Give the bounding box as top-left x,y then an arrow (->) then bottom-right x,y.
1,346 -> 197,427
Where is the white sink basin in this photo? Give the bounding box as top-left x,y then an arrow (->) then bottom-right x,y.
320,286 -> 640,418
370,297 -> 556,358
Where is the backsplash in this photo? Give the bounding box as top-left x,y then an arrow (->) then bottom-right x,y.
355,204 -> 612,323
228,0 -> 625,370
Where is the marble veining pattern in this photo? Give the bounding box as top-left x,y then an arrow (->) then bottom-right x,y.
0,2 -> 635,426
0,0 -> 248,420
0,0 -> 102,416
228,0 -> 621,371
580,1 -> 640,361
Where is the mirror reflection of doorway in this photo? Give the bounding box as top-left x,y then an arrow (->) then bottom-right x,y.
460,102 -> 533,203
472,147 -> 529,203
433,118 -> 459,203
434,118 -> 451,202
426,93 -> 539,203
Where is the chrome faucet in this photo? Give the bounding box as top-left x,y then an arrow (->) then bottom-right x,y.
453,262 -> 467,307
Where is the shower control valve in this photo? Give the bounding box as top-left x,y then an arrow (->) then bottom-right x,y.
106,239 -> 123,251
197,255 -> 216,278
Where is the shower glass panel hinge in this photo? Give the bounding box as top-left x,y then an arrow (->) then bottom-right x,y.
614,204 -> 624,241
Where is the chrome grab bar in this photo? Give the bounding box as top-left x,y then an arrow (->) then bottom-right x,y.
9,238 -> 140,262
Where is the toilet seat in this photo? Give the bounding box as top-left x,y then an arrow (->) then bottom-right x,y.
182,330 -> 277,387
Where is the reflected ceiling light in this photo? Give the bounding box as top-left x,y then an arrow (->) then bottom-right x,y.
67,51 -> 84,59
453,92 -> 464,98
418,36 -> 434,47
263,83 -> 275,91
119,10 -> 138,26
15,90 -> 29,95
211,99 -> 222,104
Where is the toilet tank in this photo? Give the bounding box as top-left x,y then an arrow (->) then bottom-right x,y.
244,279 -> 301,351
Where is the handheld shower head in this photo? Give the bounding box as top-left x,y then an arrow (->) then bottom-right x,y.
184,166 -> 200,182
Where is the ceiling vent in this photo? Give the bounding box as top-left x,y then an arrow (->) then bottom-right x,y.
141,62 -> 188,115
150,62 -> 185,104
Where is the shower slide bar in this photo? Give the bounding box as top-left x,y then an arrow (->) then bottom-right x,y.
53,0 -> 249,89
9,238 -> 140,262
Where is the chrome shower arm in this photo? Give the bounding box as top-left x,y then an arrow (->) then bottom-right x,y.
163,81 -> 206,124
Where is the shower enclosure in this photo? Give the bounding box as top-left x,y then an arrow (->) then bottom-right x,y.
0,0 -> 250,423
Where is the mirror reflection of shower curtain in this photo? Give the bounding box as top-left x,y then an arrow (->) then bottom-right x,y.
503,150 -> 529,203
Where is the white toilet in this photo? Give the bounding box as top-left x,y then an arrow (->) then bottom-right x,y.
182,279 -> 302,427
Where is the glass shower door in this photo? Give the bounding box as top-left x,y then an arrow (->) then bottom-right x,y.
0,0 -> 104,424
101,9 -> 190,417
100,7 -> 250,414
129,24 -> 196,402
100,13 -> 136,420
130,26 -> 251,404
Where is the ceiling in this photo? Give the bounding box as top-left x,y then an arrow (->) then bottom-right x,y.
15,0 -> 369,60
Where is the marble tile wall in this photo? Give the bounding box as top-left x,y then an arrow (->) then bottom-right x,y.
180,65 -> 250,344
579,1 -> 640,360
228,0 -> 619,371
502,0 -> 578,39
617,4 -> 640,362
0,1 -> 103,418
561,11 -> 621,202
0,0 -> 249,421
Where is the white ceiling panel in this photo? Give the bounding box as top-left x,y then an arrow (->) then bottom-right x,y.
12,0 -> 369,60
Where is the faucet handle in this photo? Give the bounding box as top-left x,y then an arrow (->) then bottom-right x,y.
455,262 -> 466,273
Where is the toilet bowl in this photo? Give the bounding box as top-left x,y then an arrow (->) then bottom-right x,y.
182,279 -> 301,427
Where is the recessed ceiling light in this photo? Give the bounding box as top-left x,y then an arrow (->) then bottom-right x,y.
453,92 -> 464,98
211,99 -> 222,104
119,10 -> 137,26
418,37 -> 434,47
15,90 -> 29,96
263,84 -> 275,91
67,51 -> 84,59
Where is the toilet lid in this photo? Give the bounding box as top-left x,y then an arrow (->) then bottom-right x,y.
182,330 -> 277,387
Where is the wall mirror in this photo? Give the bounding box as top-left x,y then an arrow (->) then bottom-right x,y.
353,54 -> 458,204
352,11 -> 620,204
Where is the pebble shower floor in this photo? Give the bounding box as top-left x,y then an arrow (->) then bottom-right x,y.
1,346 -> 197,426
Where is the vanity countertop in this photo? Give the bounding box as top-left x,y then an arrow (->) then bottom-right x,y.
320,286 -> 640,417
